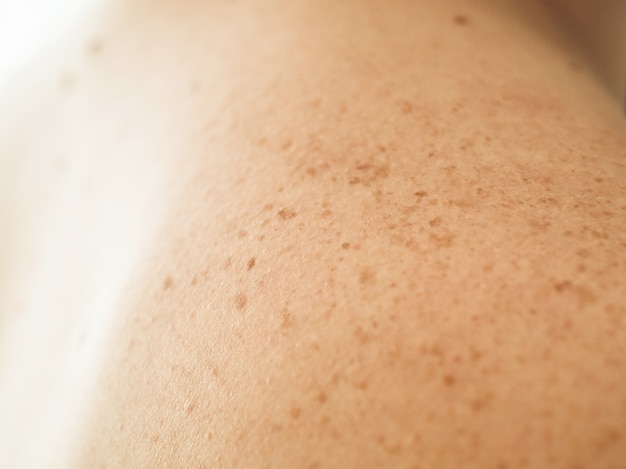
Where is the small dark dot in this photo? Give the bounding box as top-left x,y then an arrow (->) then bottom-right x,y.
162,276 -> 173,290
453,15 -> 469,26
247,257 -> 256,270
191,275 -> 198,286
341,242 -> 351,249
399,100 -> 413,113
415,191 -> 428,197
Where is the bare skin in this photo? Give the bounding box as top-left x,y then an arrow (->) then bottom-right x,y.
0,0 -> 625,468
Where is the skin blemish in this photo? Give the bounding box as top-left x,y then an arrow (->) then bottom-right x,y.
414,190 -> 428,198
429,217 -> 443,227
223,257 -> 232,270
238,230 -> 248,238
162,275 -> 173,290
290,406 -> 302,419
443,374 -> 457,386
453,15 -> 469,26
234,292 -> 248,311
87,39 -> 103,56
359,268 -> 375,284
399,100 -> 413,113
341,242 -> 351,249
278,208 -> 297,220
247,257 -> 256,270
316,392 -> 328,404
185,400 -> 196,415
191,275 -> 198,286
429,233 -> 456,248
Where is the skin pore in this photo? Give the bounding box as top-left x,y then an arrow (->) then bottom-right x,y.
0,0 -> 625,467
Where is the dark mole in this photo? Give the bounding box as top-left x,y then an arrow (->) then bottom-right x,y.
341,242 -> 351,249
414,190 -> 428,198
247,257 -> 256,270
87,39 -> 103,56
162,275 -> 173,290
235,292 -> 248,310
278,208 -> 297,220
453,15 -> 469,26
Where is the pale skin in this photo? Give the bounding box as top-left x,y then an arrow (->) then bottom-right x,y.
0,0 -> 625,468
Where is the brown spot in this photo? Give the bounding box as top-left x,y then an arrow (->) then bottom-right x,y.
316,392 -> 328,404
429,233 -> 455,248
341,242 -> 351,249
349,176 -> 362,185
576,248 -> 591,259
278,208 -> 297,220
359,268 -> 374,284
235,292 -> 248,310
453,15 -> 469,26
399,100 -> 413,114
290,406 -> 302,419
414,190 -> 428,198
247,257 -> 256,270
162,275 -> 173,290
443,374 -> 457,386
87,39 -> 103,56
150,434 -> 160,443
281,139 -> 293,150
306,167 -> 317,177
429,217 -> 442,227
191,275 -> 198,286
280,309 -> 294,330
238,230 -> 248,238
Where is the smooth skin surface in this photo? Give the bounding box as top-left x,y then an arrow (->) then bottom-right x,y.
0,0 -> 625,468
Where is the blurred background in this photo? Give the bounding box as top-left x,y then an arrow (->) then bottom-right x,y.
0,0 -> 96,90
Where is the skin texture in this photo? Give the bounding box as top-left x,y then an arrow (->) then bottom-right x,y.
0,0 -> 625,468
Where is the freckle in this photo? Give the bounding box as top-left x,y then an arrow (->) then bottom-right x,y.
191,275 -> 198,286
554,281 -> 572,293
359,268 -> 374,284
316,392 -> 328,404
87,38 -> 103,56
414,190 -> 428,198
453,15 -> 469,26
443,374 -> 456,386
429,217 -> 442,227
399,100 -> 413,113
576,248 -> 590,258
563,230 -> 574,237
150,434 -> 160,443
594,177 -> 603,182
429,233 -> 455,248
306,167 -> 317,177
247,257 -> 256,270
162,275 -> 173,290
280,309 -> 294,330
377,144 -> 387,152
321,209 -> 332,217
349,177 -> 361,185
341,242 -> 351,250
290,407 -> 302,419
238,230 -> 247,238
278,208 -> 297,220
235,292 -> 248,310
281,139 -> 293,150
205,432 -> 213,441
